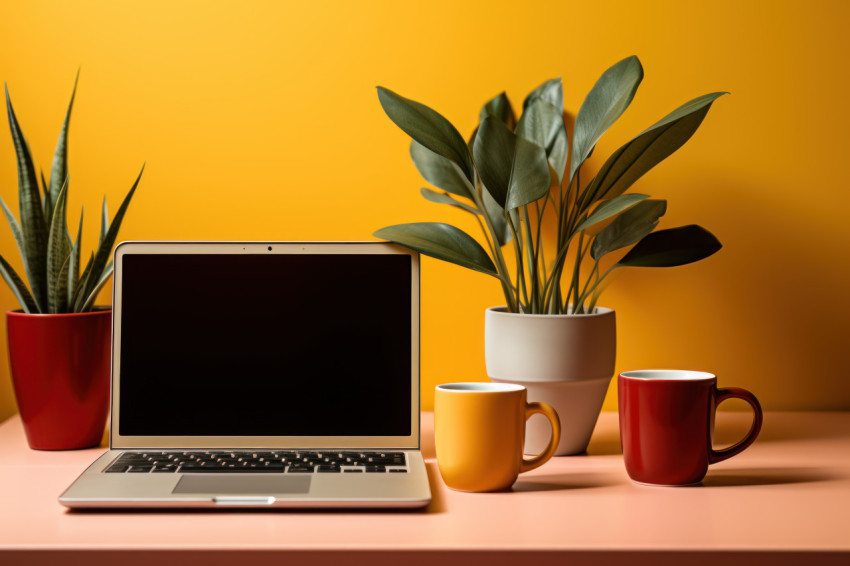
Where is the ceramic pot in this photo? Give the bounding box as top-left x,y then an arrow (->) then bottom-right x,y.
484,306 -> 616,455
7,309 -> 111,450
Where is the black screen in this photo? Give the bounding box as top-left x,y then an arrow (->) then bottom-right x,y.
118,252 -> 412,436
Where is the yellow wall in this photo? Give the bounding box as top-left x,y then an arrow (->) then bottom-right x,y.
1,0 -> 848,421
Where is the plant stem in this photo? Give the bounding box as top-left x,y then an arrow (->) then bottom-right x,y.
472,210 -> 519,302
556,176 -> 564,223
585,264 -> 618,312
506,211 -> 528,310
541,232 -> 574,312
471,184 -> 515,311
473,212 -> 497,269
534,196 -> 550,313
570,232 -> 585,313
568,232 -> 596,313
552,168 -> 589,314
521,205 -> 537,312
547,185 -> 571,313
575,258 -> 600,310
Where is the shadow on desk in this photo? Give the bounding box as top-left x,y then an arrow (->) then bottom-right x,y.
751,412 -> 850,443
513,472 -> 620,492
584,411 -> 850,456
700,467 -> 841,487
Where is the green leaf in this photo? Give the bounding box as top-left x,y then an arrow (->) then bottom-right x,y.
570,56 -> 643,182
522,77 -> 563,112
100,196 -> 108,244
53,254 -> 71,314
584,92 -> 728,203
479,92 -> 516,130
377,87 -> 474,184
481,186 -> 511,247
516,99 -> 562,153
575,193 -> 650,233
516,99 -> 569,185
473,117 -> 514,207
48,70 -> 78,218
506,137 -> 551,210
0,195 -> 26,267
68,209 -> 83,306
466,125 -> 478,157
0,253 -> 38,313
71,252 -> 94,312
46,178 -> 72,313
473,117 -> 550,210
591,199 -> 667,259
5,84 -> 48,312
78,260 -> 112,313
420,188 -> 479,215
410,141 -> 474,199
548,124 -> 568,185
77,165 -> 143,311
374,222 -> 498,277
41,170 -> 52,222
615,224 -> 721,267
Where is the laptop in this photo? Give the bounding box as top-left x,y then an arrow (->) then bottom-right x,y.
59,241 -> 431,509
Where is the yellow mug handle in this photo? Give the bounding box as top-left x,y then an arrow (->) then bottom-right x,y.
520,401 -> 561,473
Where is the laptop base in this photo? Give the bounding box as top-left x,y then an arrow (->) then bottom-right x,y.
60,449 -> 431,509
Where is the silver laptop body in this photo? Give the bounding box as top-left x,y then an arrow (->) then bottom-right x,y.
60,241 -> 431,509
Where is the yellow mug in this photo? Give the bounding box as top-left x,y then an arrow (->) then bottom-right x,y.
434,382 -> 561,492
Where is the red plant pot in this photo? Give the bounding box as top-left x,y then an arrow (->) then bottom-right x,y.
6,309 -> 111,450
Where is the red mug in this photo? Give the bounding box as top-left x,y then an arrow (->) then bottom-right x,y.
618,370 -> 762,486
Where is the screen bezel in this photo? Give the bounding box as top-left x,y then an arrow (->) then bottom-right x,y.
110,241 -> 420,449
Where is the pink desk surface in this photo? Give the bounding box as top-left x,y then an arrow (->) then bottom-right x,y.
1,411 -> 848,566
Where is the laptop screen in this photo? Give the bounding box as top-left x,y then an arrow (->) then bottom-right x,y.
117,249 -> 412,438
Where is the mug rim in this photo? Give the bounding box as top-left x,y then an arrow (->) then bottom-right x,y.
620,369 -> 716,381
436,382 -> 525,393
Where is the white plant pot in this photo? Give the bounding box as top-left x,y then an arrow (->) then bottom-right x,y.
484,306 -> 616,456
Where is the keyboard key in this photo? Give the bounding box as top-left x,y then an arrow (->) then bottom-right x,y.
117,454 -> 148,464
370,454 -> 406,466
177,463 -> 210,470
184,467 -> 284,474
106,450 -> 409,474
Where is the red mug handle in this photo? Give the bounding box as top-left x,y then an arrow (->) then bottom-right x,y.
709,387 -> 763,464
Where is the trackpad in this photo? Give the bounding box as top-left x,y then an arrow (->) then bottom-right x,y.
173,475 -> 311,494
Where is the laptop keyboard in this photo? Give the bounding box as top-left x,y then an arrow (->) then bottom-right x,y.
104,451 -> 408,474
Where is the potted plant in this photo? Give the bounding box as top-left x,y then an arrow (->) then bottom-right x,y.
374,56 -> 723,455
2,75 -> 143,450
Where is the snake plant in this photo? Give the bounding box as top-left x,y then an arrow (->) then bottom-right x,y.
374,56 -> 723,314
1,74 -> 143,314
